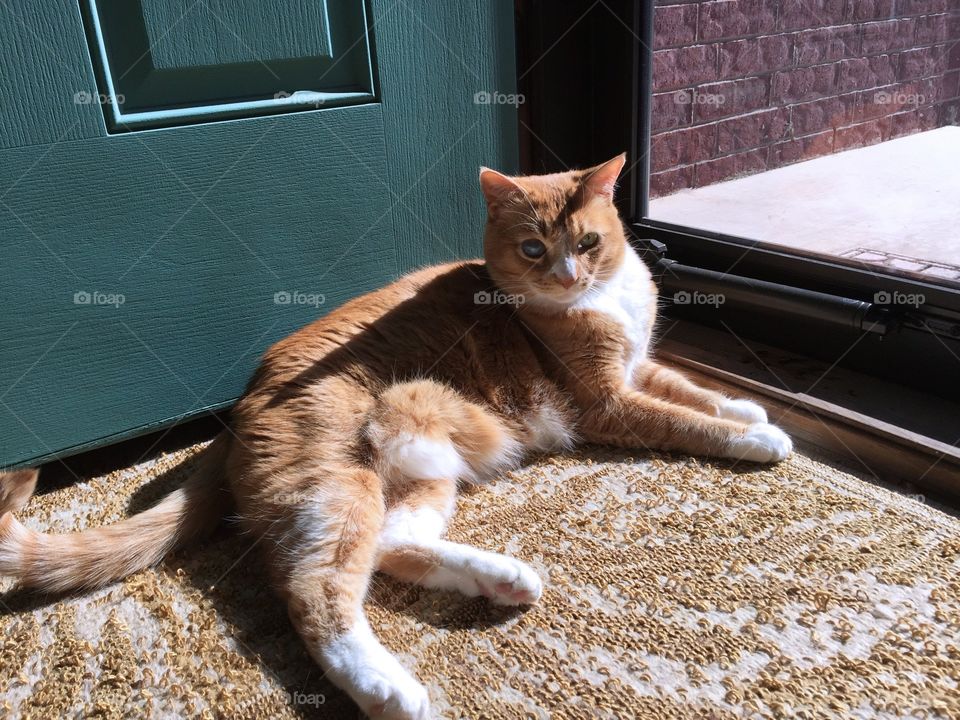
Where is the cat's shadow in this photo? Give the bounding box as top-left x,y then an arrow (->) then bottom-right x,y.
1,442 -> 771,621
152,459 -> 529,716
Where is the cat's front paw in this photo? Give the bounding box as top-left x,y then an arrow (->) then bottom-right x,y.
725,422 -> 792,463
718,398 -> 768,424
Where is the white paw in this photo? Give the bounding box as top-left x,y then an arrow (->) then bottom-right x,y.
466,552 -> 543,606
725,422 -> 793,463
363,669 -> 430,720
718,398 -> 768,424
320,622 -> 430,720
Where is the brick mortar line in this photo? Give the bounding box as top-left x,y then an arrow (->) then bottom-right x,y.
652,42 -> 957,94
652,72 -> 959,135
650,105 -> 948,173
655,43 -> 955,72
655,16 -> 955,51
656,4 -> 955,28
652,71 -> 957,131
655,73 -> 960,112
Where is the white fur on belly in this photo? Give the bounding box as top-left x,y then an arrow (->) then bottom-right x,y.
571,246 -> 653,385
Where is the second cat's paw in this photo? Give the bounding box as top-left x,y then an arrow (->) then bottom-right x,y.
718,398 -> 768,424
725,423 -> 793,463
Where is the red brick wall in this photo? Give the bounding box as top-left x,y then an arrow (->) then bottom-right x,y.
650,0 -> 960,198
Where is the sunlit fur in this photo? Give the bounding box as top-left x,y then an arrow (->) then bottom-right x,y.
0,155 -> 790,719
481,162 -> 628,312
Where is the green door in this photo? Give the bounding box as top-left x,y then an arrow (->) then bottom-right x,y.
0,0 -> 517,468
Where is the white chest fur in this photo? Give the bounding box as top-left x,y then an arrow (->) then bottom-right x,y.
571,248 -> 653,385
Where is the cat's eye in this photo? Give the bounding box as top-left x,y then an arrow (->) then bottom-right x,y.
578,232 -> 600,252
520,239 -> 547,259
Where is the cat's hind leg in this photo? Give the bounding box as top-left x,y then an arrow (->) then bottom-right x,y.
366,380 -> 522,485
277,467 -> 429,720
368,380 -> 542,605
377,477 -> 543,605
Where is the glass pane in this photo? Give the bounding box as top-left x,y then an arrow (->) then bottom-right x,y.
647,0 -> 960,289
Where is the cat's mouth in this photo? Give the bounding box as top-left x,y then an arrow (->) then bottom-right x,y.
548,286 -> 586,302
528,282 -> 591,309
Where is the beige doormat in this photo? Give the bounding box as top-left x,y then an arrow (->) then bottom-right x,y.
1,442 -> 959,719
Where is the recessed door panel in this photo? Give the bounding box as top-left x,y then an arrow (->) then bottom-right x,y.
83,0 -> 375,130
140,0 -> 333,68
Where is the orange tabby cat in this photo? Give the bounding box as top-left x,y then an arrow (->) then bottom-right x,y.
0,155 -> 790,719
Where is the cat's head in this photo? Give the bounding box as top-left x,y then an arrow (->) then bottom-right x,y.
480,154 -> 629,311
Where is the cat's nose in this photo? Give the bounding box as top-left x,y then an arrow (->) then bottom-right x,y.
551,255 -> 579,289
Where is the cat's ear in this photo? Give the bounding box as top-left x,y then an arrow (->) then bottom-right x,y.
479,167 -> 523,208
583,153 -> 627,200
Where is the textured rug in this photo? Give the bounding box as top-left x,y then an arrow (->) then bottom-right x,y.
1,442 -> 959,719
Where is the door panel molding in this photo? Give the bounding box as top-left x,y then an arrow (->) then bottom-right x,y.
140,0 -> 335,68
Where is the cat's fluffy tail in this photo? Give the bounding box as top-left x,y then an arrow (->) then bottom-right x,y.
0,434 -> 230,593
